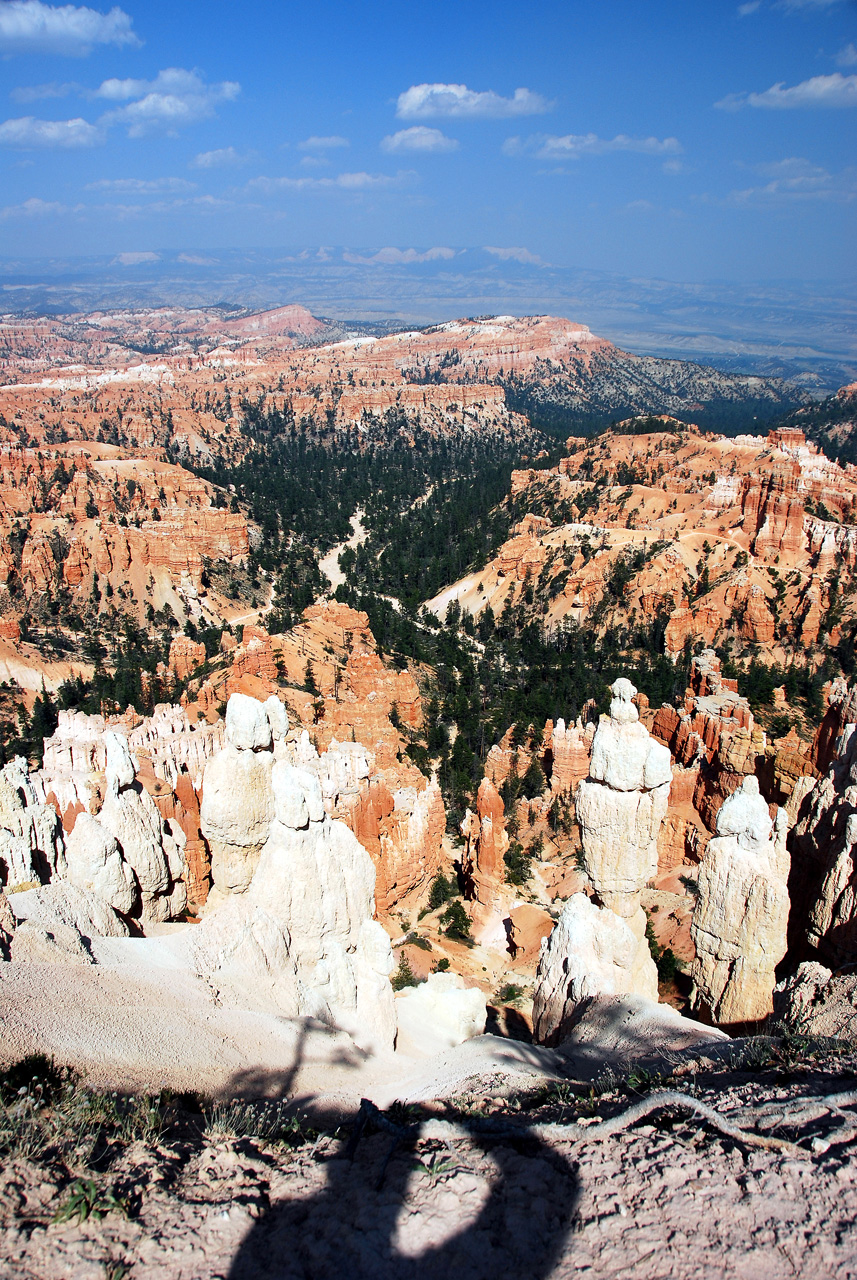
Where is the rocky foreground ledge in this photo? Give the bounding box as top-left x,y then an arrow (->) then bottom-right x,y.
0,1037 -> 855,1280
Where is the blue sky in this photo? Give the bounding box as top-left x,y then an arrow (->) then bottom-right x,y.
0,0 -> 854,280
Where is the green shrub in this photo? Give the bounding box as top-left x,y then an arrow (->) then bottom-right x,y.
391,952 -> 420,990
439,900 -> 472,942
495,983 -> 524,1005
427,871 -> 457,911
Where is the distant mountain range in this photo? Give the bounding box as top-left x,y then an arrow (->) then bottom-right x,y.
1,247 -> 854,394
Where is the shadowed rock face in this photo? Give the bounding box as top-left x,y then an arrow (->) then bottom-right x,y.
690,776 -> 790,1027
790,685 -> 857,968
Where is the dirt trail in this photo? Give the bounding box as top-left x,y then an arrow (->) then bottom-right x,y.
319,509 -> 368,591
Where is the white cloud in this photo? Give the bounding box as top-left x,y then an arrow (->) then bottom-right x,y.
504,131 -> 681,159
0,195 -> 71,217
776,0 -> 843,8
0,114 -> 102,146
740,0 -> 844,10
836,43 -> 857,68
483,245 -> 544,264
249,170 -> 412,194
11,80 -> 78,101
97,68 -> 240,136
396,82 -> 552,119
727,156 -> 857,202
113,250 -> 159,264
297,134 -> 349,149
86,176 -> 196,193
381,126 -> 458,153
191,145 -> 249,168
0,0 -> 138,56
299,155 -> 328,168
343,246 -> 455,264
717,72 -> 857,109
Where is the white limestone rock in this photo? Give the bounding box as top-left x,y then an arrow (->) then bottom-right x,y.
394,972 -> 487,1058
104,730 -> 136,791
0,890 -> 14,958
194,743 -> 397,1052
0,756 -> 64,890
226,693 -> 273,752
9,880 -> 129,942
200,742 -> 274,892
574,782 -> 668,914
98,782 -> 172,921
575,678 -> 672,920
10,919 -> 93,965
64,813 -> 138,916
532,893 -> 658,1046
555,995 -> 728,1078
264,696 -> 289,744
690,777 -> 790,1026
774,961 -> 857,1039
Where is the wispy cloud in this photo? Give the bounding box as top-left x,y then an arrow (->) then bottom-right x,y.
0,114 -> 103,147
381,126 -> 458,153
191,145 -> 251,168
836,43 -> 857,68
248,170 -> 414,194
85,176 -> 196,193
717,72 -> 857,109
726,156 -> 857,202
396,82 -> 552,119
484,245 -> 544,264
297,134 -> 349,150
343,246 -> 455,264
0,0 -> 139,56
504,131 -> 681,160
97,68 -> 240,136
0,195 -> 74,217
739,0 -> 844,11
10,80 -> 80,102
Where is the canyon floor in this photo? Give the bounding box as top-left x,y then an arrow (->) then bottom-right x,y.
1,1042 -> 856,1280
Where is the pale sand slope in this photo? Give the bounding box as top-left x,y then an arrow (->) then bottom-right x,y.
0,954 -> 564,1113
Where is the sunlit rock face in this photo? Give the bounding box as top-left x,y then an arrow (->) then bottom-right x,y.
690,776 -> 790,1027
533,678 -> 669,1044
576,678 -> 672,917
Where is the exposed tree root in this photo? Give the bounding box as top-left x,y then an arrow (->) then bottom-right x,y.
347,1085 -> 857,1179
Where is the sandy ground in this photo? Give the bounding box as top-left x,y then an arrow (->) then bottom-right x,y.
2,1055 -> 856,1280
0,957 -> 564,1114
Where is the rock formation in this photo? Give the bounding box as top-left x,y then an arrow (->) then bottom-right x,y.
394,972 -> 487,1057
790,696 -> 857,967
63,812 -> 137,916
191,697 -> 397,1051
460,777 -> 509,909
690,777 -> 790,1026
532,894 -> 659,1046
575,678 -> 672,916
533,678 -> 669,1043
774,961 -> 857,1039
199,694 -> 278,894
0,756 -> 63,890
96,732 -> 187,922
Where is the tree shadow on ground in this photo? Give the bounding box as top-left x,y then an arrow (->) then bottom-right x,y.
227,1097 -> 580,1280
